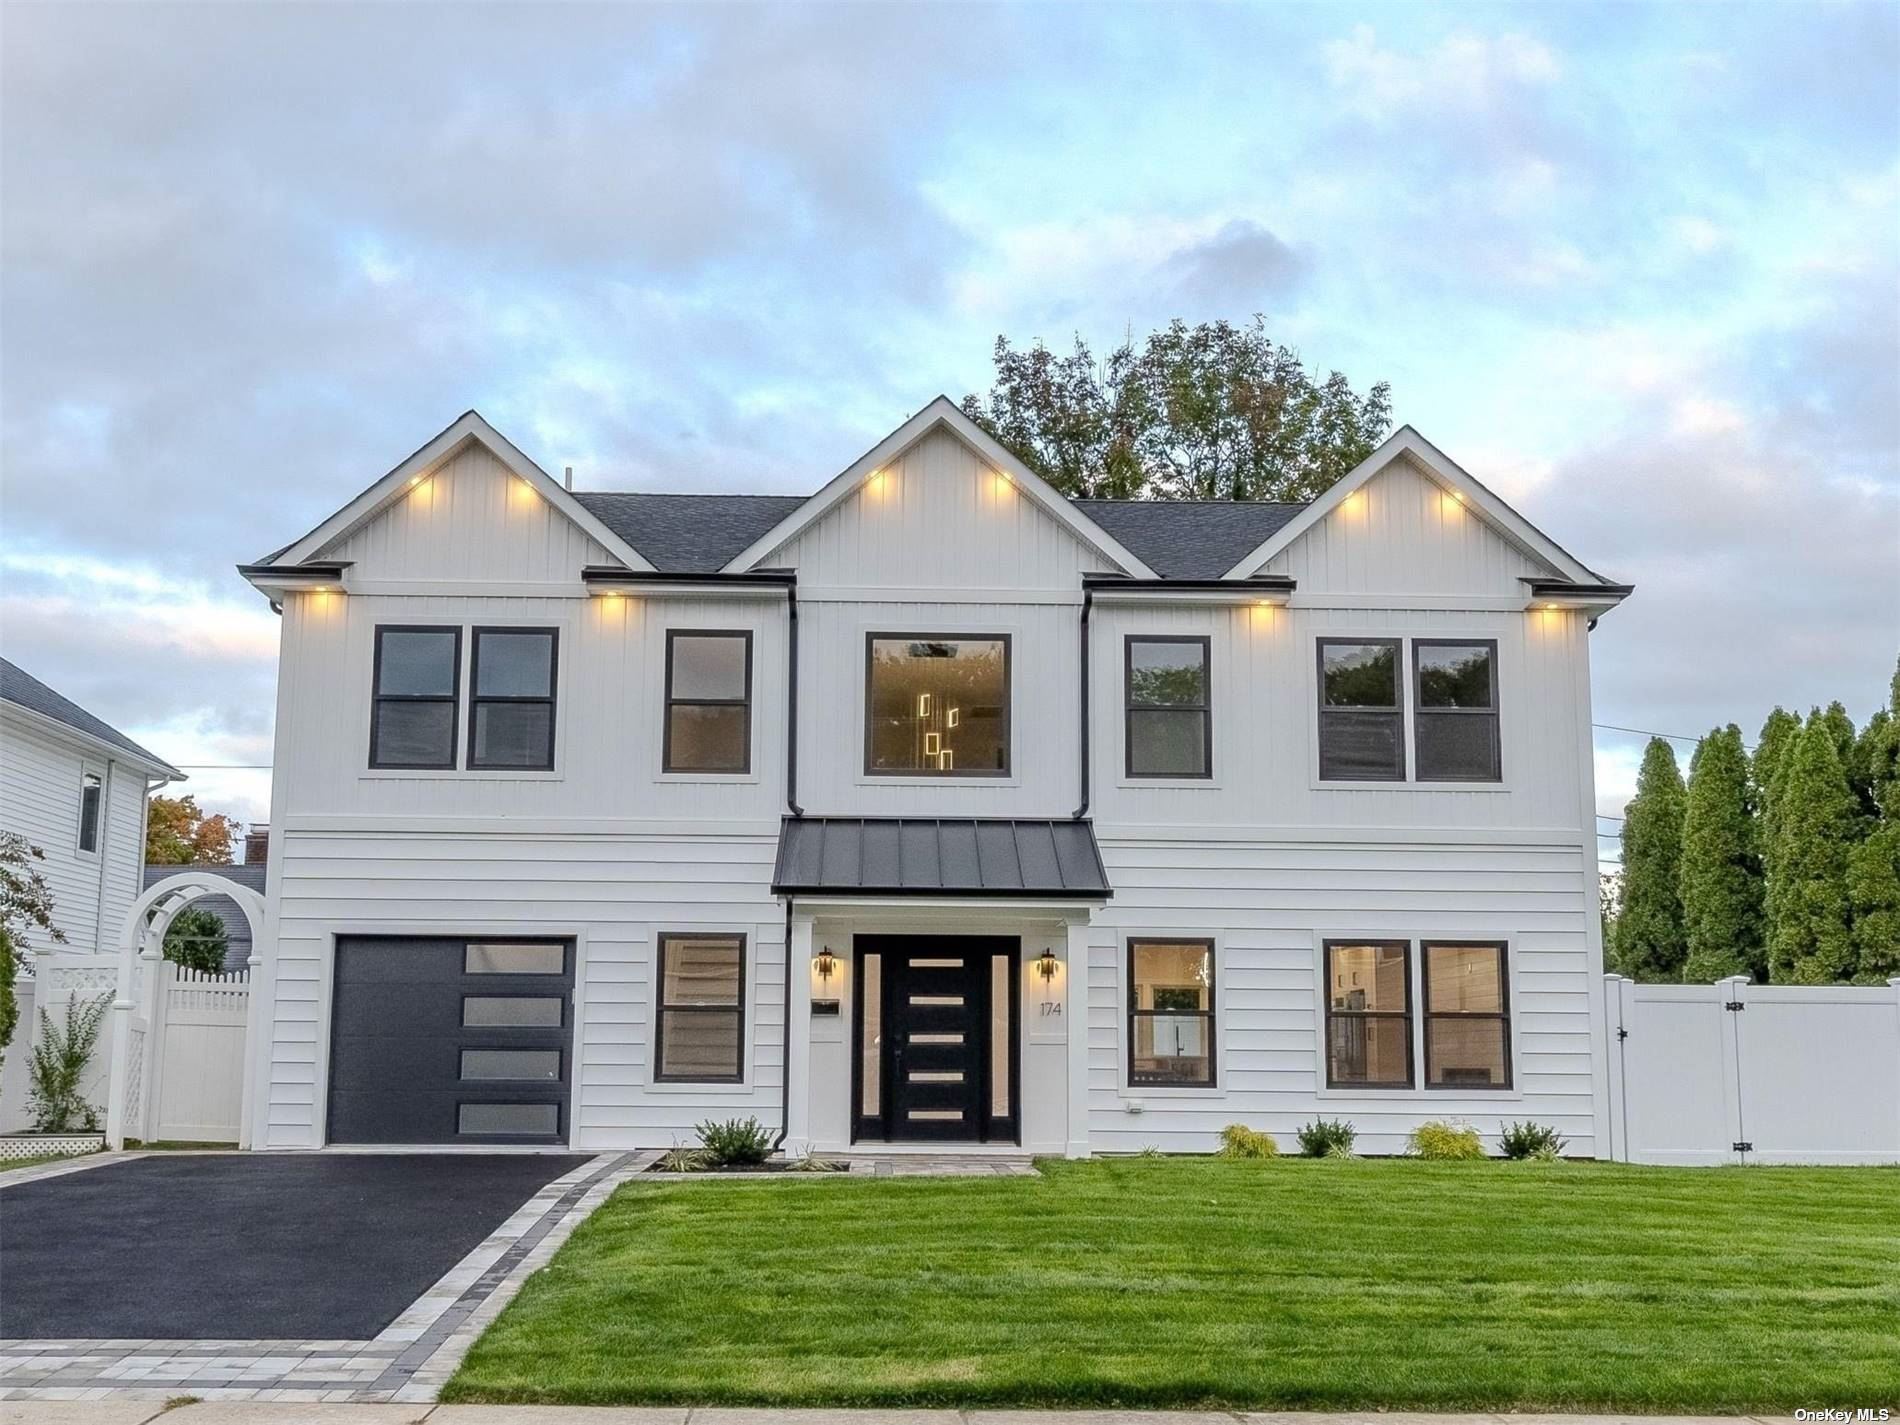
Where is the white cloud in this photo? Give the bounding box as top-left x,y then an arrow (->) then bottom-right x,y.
1322,24 -> 1560,119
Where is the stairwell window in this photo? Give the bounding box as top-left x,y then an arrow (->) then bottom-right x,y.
1422,941 -> 1511,1089
1413,640 -> 1500,782
1324,940 -> 1413,1088
1126,636 -> 1211,778
468,628 -> 558,770
866,634 -> 1010,776
655,934 -> 746,1083
370,626 -> 461,769
76,772 -> 102,853
1318,639 -> 1404,781
664,631 -> 752,773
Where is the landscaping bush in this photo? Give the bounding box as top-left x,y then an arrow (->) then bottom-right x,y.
1408,1120 -> 1486,1160
1500,1120 -> 1568,1160
1295,1118 -> 1356,1158
28,992 -> 109,1132
695,1116 -> 773,1166
1217,1124 -> 1279,1158
657,1146 -> 709,1173
162,906 -> 229,975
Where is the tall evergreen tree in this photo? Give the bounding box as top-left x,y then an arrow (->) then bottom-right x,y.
1767,716 -> 1859,983
1679,725 -> 1765,982
1615,738 -> 1687,981
1848,824 -> 1900,983
1754,706 -> 1801,936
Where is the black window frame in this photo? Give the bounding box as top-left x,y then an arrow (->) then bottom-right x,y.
466,626 -> 559,771
1421,939 -> 1513,1091
653,932 -> 747,1084
369,624 -> 463,771
1126,937 -> 1217,1088
1124,635 -> 1213,780
1316,637 -> 1406,782
76,771 -> 103,854
1322,938 -> 1416,1090
663,629 -> 754,775
863,631 -> 1013,778
1412,638 -> 1502,783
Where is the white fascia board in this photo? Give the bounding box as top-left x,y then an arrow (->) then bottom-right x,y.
719,396 -> 1156,578
1221,426 -> 1602,585
1088,586 -> 1292,607
0,702 -> 184,783
270,411 -> 657,574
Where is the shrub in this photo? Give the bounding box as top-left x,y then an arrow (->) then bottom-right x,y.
162,906 -> 229,975
1500,1120 -> 1568,1160
28,992 -> 110,1132
695,1116 -> 773,1167
1217,1123 -> 1279,1158
1295,1118 -> 1357,1158
786,1153 -> 845,1173
1407,1119 -> 1486,1160
656,1146 -> 708,1173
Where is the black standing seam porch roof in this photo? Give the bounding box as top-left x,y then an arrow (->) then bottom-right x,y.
772,817 -> 1112,899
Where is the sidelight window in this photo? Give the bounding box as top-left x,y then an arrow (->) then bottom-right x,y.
865,634 -> 1009,776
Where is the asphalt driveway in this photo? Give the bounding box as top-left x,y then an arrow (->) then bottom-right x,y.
0,1152 -> 589,1340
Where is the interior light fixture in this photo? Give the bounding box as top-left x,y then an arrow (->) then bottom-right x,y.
917,692 -> 932,717
924,732 -> 941,756
946,707 -> 960,728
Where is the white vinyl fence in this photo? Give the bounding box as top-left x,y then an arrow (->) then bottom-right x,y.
146,963 -> 250,1143
1605,973 -> 1900,1165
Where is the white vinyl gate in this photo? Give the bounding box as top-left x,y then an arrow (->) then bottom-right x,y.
1605,973 -> 1900,1165
147,963 -> 250,1143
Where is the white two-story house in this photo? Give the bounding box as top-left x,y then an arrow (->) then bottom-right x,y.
238,398 -> 1629,1157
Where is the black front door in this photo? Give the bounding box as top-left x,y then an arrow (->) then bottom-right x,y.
854,935 -> 1018,1144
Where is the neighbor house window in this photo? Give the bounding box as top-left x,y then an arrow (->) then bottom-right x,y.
655,934 -> 745,1082
1126,636 -> 1211,778
865,634 -> 1009,775
1422,941 -> 1511,1089
468,628 -> 557,770
1128,939 -> 1215,1086
1318,639 -> 1404,781
77,772 -> 102,853
664,630 -> 752,773
1324,940 -> 1413,1088
1413,640 -> 1500,781
370,626 -> 461,769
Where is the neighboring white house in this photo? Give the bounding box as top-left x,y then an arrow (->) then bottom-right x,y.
1,657 -> 183,1129
237,399 -> 1630,1157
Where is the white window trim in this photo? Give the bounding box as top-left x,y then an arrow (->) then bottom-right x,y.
1307,633 -> 1513,793
74,763 -> 105,858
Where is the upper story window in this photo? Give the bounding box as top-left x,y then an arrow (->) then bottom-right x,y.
1125,636 -> 1211,779
1127,938 -> 1215,1087
76,772 -> 103,854
1317,638 -> 1404,781
665,631 -> 752,774
468,628 -> 558,770
865,634 -> 1009,777
1413,641 -> 1500,782
370,626 -> 461,769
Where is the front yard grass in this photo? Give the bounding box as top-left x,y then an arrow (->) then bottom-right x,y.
446,1156 -> 1900,1411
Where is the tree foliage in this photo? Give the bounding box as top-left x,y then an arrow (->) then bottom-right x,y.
1766,715 -> 1859,984
0,929 -> 18,1062
146,794 -> 239,865
162,905 -> 230,976
1679,726 -> 1764,983
1615,739 -> 1687,981
1847,823 -> 1900,983
960,317 -> 1393,501
0,832 -> 67,972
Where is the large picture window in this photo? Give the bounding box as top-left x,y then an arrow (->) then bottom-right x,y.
370,626 -> 461,769
665,630 -> 752,773
1422,941 -> 1511,1089
1324,940 -> 1413,1088
1127,939 -> 1215,1086
1125,636 -> 1211,778
865,634 -> 1010,776
1413,640 -> 1500,782
1318,639 -> 1404,781
655,934 -> 746,1083
468,628 -> 558,770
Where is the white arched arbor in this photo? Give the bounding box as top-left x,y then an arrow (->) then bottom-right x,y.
105,871 -> 266,1149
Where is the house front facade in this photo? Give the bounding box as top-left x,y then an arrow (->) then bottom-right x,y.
238,399 -> 1628,1157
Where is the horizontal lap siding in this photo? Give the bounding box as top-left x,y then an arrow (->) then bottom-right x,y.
261,829 -> 782,1148
1087,836 -> 1599,1156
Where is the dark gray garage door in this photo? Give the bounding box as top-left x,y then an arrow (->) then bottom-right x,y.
328,936 -> 574,1145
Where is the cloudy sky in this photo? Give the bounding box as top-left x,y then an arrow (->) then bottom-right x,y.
3,2 -> 1896,868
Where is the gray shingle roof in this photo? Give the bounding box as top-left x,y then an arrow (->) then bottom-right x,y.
1,657 -> 182,776
567,489 -> 1305,578
570,493 -> 807,573
773,817 -> 1111,898
143,864 -> 264,974
1072,499 -> 1306,579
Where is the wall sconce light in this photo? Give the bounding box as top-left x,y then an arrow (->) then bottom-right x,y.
1036,947 -> 1058,982
815,945 -> 837,986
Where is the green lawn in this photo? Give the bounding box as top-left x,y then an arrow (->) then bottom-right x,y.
446,1157 -> 1900,1411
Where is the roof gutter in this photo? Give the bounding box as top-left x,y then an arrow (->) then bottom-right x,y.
1082,573 -> 1296,605
1522,577 -> 1634,619
1071,588 -> 1092,820
581,566 -> 796,598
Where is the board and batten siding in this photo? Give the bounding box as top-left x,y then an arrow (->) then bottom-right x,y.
0,712 -> 149,953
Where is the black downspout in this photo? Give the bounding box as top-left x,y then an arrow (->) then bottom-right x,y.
1071,588 -> 1093,819
786,585 -> 802,817
773,894 -> 794,1152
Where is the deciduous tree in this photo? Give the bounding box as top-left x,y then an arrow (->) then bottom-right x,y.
146,795 -> 239,865
1614,739 -> 1686,981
